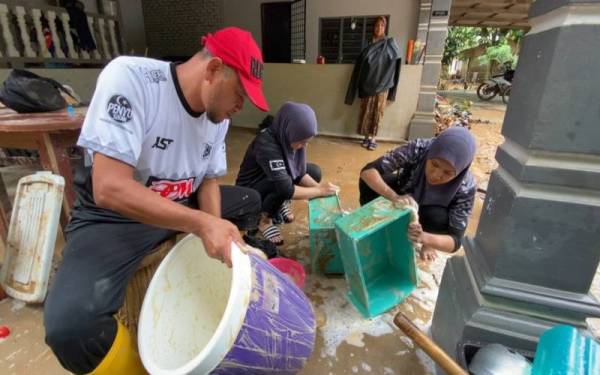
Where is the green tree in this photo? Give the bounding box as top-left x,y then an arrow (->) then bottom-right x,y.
442,27 -> 479,65
442,26 -> 525,66
478,42 -> 518,74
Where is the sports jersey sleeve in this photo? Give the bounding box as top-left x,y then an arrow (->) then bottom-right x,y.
77,58 -> 147,167
205,127 -> 228,179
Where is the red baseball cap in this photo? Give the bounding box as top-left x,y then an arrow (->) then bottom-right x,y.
202,27 -> 269,112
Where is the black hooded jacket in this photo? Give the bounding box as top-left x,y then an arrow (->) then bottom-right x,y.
345,37 -> 401,104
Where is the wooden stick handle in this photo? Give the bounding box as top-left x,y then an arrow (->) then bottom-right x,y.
394,313 -> 468,375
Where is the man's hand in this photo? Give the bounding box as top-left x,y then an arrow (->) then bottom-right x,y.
194,217 -> 242,268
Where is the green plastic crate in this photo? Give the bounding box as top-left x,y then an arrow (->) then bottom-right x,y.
309,195 -> 344,274
334,197 -> 418,318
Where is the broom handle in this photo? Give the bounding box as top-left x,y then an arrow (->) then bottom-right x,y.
394,313 -> 468,375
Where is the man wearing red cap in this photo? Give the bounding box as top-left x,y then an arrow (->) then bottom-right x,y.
43,27 -> 269,374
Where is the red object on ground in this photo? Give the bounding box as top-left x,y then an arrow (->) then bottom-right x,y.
0,326 -> 10,338
269,258 -> 306,289
316,55 -> 325,64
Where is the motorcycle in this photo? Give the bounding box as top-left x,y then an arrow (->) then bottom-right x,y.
477,68 -> 514,104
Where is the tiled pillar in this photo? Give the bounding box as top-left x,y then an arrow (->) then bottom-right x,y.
431,0 -> 600,365
407,0 -> 451,140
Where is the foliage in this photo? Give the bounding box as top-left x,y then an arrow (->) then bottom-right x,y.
478,42 -> 517,67
442,26 -> 525,66
442,27 -> 479,65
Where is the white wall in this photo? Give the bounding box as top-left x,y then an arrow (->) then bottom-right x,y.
222,0 -> 292,48
231,63 -> 423,141
0,68 -> 102,103
222,0 -> 418,64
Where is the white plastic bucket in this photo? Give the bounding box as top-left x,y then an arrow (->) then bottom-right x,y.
138,234 -> 315,374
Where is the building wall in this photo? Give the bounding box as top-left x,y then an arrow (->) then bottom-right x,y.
141,0 -> 223,58
0,68 -> 102,103
222,0 -> 418,64
222,0 -> 278,49
305,0 -> 418,63
231,63 -> 423,141
118,0 -> 147,55
9,0 -> 97,12
0,63 -> 421,142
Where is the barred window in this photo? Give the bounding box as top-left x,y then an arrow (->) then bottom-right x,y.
319,15 -> 390,64
291,0 -> 306,61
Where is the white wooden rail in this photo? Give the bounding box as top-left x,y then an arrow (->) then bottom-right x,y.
0,1 -> 121,66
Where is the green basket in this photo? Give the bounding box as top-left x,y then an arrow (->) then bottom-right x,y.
309,195 -> 345,274
334,197 -> 418,318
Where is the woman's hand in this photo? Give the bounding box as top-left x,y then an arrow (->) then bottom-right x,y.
419,246 -> 438,262
408,222 -> 423,243
318,182 -> 340,197
389,193 -> 412,208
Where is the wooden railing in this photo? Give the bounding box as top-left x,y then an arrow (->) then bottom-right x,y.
0,1 -> 122,67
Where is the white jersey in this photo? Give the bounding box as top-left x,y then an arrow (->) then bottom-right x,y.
78,56 -> 229,202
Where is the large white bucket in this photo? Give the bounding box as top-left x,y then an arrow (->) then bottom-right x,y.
138,234 -> 315,374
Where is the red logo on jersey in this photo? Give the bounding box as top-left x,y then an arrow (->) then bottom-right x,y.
148,177 -> 195,201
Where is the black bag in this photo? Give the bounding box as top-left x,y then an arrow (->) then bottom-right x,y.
0,69 -> 75,113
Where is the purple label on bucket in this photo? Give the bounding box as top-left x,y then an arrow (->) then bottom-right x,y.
212,255 -> 316,374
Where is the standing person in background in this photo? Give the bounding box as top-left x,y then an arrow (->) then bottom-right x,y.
345,16 -> 401,151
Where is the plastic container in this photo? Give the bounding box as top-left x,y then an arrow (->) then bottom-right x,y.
532,325 -> 600,375
0,171 -> 64,303
309,195 -> 344,274
269,258 -> 306,288
138,234 -> 316,374
335,197 -> 418,318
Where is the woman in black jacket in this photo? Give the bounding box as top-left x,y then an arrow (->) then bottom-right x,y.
236,102 -> 339,245
345,16 -> 401,151
359,127 -> 477,261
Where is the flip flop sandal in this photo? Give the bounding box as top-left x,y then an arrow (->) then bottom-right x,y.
278,200 -> 295,223
367,140 -> 378,151
361,138 -> 370,148
260,224 -> 284,246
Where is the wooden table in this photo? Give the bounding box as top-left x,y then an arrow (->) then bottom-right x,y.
0,108 -> 84,241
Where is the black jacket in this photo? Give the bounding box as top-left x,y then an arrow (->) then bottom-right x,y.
236,129 -> 296,199
345,37 -> 401,104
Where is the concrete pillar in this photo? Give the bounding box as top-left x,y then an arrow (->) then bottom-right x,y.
408,0 -> 451,140
431,0 -> 600,366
